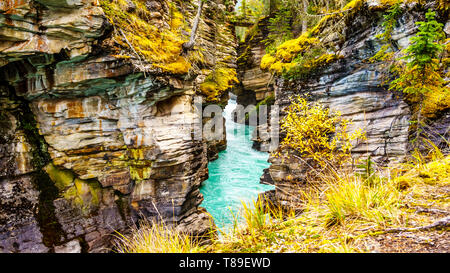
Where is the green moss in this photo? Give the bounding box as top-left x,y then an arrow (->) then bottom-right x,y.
243,95 -> 276,122
44,163 -> 103,211
259,0 -> 379,78
258,95 -> 275,106
283,53 -> 343,80
126,148 -> 153,181
106,147 -> 154,182
60,178 -> 103,214
129,166 -> 152,181
394,156 -> 450,187
129,148 -> 144,160
260,31 -> 343,78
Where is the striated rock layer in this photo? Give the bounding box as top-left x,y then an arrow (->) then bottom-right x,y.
0,0 -> 237,252
235,17 -> 273,107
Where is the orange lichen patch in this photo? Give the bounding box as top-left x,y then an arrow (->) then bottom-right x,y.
66,100 -> 85,118
35,35 -> 50,52
131,201 -> 139,210
100,0 -> 191,74
42,102 -> 57,114
65,146 -> 106,155
0,0 -> 28,14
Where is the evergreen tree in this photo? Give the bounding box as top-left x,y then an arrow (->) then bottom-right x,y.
389,9 -> 447,144
390,10 -> 445,96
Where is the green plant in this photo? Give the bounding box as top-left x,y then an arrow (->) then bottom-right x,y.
356,155 -> 379,186
369,1 -> 402,63
390,10 -> 445,95
263,7 -> 294,54
389,10 -> 448,142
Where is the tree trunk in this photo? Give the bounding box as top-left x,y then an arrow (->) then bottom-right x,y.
183,0 -> 204,51
269,0 -> 277,15
302,0 -> 308,33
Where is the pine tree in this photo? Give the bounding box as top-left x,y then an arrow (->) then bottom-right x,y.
390,10 -> 445,96
389,9 -> 447,144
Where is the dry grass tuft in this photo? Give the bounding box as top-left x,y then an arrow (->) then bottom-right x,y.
114,220 -> 202,253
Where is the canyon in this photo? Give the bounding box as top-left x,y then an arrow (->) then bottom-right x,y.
0,0 -> 449,253
236,1 -> 450,210
0,0 -> 237,252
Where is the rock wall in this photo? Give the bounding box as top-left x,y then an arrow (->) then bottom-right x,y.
254,1 -> 450,208
235,17 -> 273,106
0,0 -> 237,252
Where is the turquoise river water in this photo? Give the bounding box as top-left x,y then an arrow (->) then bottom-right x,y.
199,99 -> 275,230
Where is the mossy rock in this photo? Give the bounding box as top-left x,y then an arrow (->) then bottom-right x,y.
44,163 -> 75,191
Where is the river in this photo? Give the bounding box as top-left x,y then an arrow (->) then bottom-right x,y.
199,99 -> 275,230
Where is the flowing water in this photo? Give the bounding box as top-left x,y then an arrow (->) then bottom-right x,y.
199,99 -> 275,230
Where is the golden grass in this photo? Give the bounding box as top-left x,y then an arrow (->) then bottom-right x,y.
114,220 -> 202,253
115,146 -> 449,253
321,171 -> 402,228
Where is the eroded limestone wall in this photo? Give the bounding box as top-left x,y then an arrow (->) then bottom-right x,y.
0,0 -> 237,252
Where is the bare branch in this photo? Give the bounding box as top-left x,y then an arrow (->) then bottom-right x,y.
385,216 -> 450,233
118,28 -> 143,62
183,0 -> 204,51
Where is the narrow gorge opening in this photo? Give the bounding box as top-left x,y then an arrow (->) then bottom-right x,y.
199,98 -> 274,230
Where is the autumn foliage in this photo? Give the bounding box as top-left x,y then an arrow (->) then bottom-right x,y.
279,96 -> 366,168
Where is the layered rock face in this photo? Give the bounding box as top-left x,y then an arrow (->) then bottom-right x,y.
236,17 -> 273,106
256,2 -> 450,208
0,0 -> 237,252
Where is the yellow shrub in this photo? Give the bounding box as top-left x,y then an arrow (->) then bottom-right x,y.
275,34 -> 318,62
268,61 -> 298,73
260,54 -> 276,70
279,96 -> 366,167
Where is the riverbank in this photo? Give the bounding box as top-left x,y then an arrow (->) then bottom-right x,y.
115,152 -> 449,253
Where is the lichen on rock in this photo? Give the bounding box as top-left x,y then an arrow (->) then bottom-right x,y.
100,0 -> 191,74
